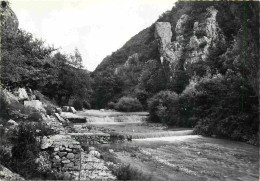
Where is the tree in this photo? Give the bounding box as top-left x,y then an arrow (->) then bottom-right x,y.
70,48 -> 83,68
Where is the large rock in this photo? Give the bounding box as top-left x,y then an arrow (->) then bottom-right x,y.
155,22 -> 172,50
155,22 -> 181,66
54,113 -> 66,123
16,88 -> 29,101
24,100 -> 45,112
41,136 -> 54,149
69,106 -> 77,113
6,119 -> 18,127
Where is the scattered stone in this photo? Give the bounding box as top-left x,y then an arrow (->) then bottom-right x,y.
62,106 -> 70,112
89,150 -> 101,158
41,136 -> 53,149
54,113 -> 66,123
88,146 -> 96,152
69,106 -> 77,113
24,100 -> 45,112
108,149 -> 114,153
16,88 -> 29,101
55,107 -> 62,114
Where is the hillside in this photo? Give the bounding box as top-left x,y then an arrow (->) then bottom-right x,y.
92,1 -> 259,144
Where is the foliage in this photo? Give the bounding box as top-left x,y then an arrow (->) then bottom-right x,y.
72,100 -> 83,110
148,91 -> 184,126
114,97 -> 143,112
109,164 -> 151,181
91,70 -> 124,109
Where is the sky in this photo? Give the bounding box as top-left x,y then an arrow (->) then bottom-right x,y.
10,0 -> 177,71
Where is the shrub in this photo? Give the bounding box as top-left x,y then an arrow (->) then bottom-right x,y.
27,111 -> 43,122
45,105 -> 55,115
147,91 -> 180,126
107,102 -> 116,109
109,164 -> 151,181
8,123 -> 41,179
73,100 -> 83,110
114,97 -> 143,112
83,101 -> 91,109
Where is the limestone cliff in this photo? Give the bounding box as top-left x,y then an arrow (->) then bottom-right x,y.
155,6 -> 225,71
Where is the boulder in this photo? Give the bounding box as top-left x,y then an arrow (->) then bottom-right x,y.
62,106 -> 70,112
41,136 -> 53,149
69,107 -> 76,113
16,88 -> 29,101
55,107 -> 62,114
89,150 -> 101,158
54,113 -> 66,123
24,100 -> 45,112
6,119 -> 18,127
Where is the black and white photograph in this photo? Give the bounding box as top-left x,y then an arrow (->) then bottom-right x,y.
0,0 -> 259,180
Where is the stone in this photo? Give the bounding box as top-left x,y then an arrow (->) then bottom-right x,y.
89,150 -> 101,158
55,107 -> 62,114
66,148 -> 72,152
58,152 -> 67,157
88,146 -> 96,152
54,113 -> 66,123
41,136 -> 53,149
61,159 -> 70,164
108,149 -> 114,153
64,162 -> 74,168
73,148 -> 80,154
6,119 -> 18,130
16,88 -> 28,101
24,100 -> 45,112
54,155 -> 60,160
67,153 -> 75,159
62,106 -> 70,112
69,106 -> 77,113
74,154 -> 80,159
155,22 -> 172,50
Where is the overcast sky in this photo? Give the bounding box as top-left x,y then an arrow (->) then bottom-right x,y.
11,0 -> 177,71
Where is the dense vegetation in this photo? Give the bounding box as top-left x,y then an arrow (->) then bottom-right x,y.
1,29 -> 92,108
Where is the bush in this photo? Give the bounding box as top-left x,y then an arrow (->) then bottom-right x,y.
147,91 -> 180,126
107,101 -> 116,110
27,111 -> 43,122
9,123 -> 41,179
45,105 -> 55,115
73,100 -> 83,110
114,97 -> 143,112
83,101 -> 91,109
109,164 -> 151,181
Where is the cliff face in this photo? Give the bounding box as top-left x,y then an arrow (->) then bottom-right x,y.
94,1 -> 258,100
0,1 -> 19,36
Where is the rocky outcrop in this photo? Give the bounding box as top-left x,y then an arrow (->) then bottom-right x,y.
155,6 -> 225,71
155,22 -> 182,67
0,1 -> 19,36
186,6 -> 225,65
24,100 -> 46,113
